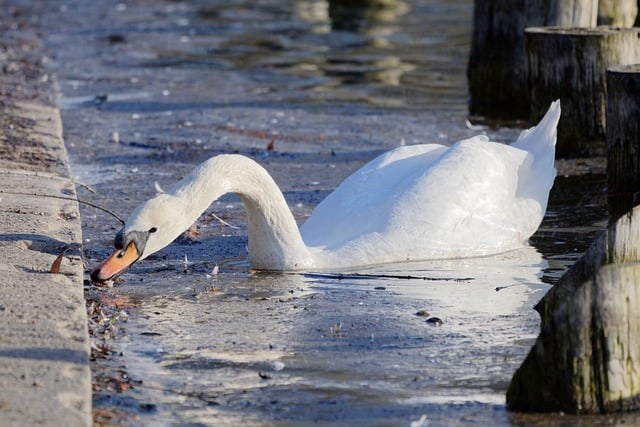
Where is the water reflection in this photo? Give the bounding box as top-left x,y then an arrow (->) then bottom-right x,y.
116,246 -> 549,424
44,0 -> 609,424
306,246 -> 549,316
138,0 -> 464,108
325,0 -> 409,33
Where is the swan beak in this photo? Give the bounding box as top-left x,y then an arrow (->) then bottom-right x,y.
90,241 -> 140,282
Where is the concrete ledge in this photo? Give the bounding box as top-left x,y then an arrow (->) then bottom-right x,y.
0,102 -> 90,426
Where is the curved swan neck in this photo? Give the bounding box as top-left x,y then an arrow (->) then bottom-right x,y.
173,155 -> 314,270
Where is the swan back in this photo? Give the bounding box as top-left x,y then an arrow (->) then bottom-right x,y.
300,101 -> 560,268
300,144 -> 448,250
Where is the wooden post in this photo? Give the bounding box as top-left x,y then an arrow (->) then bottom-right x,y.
526,27 -> 640,157
533,0 -> 598,27
536,203 -> 640,327
507,262 -> 640,413
507,204 -> 640,413
598,0 -> 638,27
607,65 -> 640,224
467,0 -> 598,123
468,0 -> 528,122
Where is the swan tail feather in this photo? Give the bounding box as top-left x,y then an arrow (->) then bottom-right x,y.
511,100 -> 561,160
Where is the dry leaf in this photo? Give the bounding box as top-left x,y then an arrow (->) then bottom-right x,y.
117,381 -> 131,392
50,249 -> 69,273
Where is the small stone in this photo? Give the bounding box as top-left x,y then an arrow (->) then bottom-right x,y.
258,372 -> 272,380
425,317 -> 443,326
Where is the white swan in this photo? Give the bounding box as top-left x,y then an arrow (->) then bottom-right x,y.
90,101 -> 560,282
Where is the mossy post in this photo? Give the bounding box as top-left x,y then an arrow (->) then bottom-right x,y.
526,27 -> 640,157
467,0 -> 597,123
536,203 -> 640,329
508,262 -> 640,413
607,65 -> 640,224
507,205 -> 640,413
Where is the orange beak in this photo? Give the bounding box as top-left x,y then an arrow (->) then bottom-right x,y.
90,241 -> 140,282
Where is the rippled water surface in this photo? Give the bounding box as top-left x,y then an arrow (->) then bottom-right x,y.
28,0 -> 618,425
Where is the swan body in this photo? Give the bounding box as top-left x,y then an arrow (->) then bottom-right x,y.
91,101 -> 560,281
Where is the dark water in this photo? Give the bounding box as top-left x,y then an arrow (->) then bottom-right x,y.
27,0 -> 619,425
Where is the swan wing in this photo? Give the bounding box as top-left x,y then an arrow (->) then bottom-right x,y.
303,135 -> 553,264
385,138 -> 541,257
300,144 -> 448,248
300,102 -> 558,265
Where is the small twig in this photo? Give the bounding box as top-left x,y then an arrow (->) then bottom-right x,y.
0,190 -> 125,224
300,272 -> 474,282
210,212 -> 240,229
495,283 -> 523,292
74,180 -> 97,194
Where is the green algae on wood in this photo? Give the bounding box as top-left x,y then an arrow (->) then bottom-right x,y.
508,263 -> 640,413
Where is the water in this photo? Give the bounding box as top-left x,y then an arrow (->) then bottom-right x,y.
95,250 -> 552,426
26,0 -> 617,425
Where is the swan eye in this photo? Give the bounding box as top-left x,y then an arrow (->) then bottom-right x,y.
149,227 -> 158,233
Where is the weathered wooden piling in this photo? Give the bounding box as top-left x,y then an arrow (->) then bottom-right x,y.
526,26 -> 640,157
539,0 -> 597,27
535,203 -> 640,330
468,0 -> 598,122
607,64 -> 640,223
598,0 -> 638,27
507,204 -> 640,413
508,262 -> 640,413
468,1 -> 529,121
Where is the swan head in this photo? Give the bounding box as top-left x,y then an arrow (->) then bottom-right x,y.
90,194 -> 190,282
